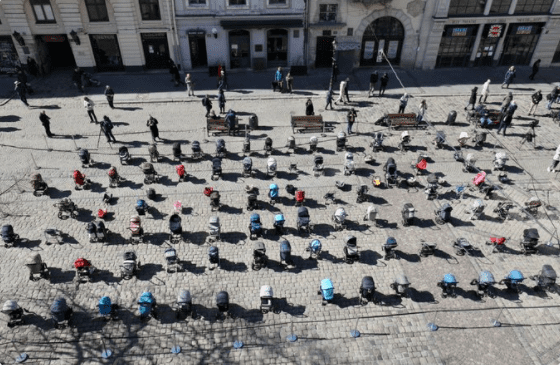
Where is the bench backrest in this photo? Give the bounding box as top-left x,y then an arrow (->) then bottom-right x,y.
291,115 -> 323,124
387,113 -> 417,125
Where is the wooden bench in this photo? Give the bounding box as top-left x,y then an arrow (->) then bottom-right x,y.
387,113 -> 425,130
291,115 -> 324,133
207,116 -> 239,136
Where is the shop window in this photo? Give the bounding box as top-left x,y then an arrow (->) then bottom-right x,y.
489,0 -> 512,14
319,4 -> 338,22
269,0 -> 286,3
448,0 -> 486,16
553,40 -> 560,63
515,0 -> 553,14
30,0 -> 56,24
229,0 -> 247,5
139,0 -> 161,20
189,0 -> 206,3
85,0 -> 109,22
436,25 -> 479,68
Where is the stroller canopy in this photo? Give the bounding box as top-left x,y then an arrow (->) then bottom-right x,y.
361,276 -> 375,290
50,297 -> 68,314
334,207 -> 346,219
375,132 -> 383,141
212,158 -> 222,168
177,290 -> 192,304
173,142 -> 181,153
443,273 -> 457,284
119,146 -> 128,155
2,300 -> 19,312
320,279 -> 334,300
209,216 -> 220,227
250,213 -> 260,223
243,157 -> 252,168
385,237 -> 397,248
138,292 -> 155,305
275,214 -> 285,223
192,140 -> 201,151
265,137 -> 272,146
523,228 -> 539,240
216,291 -> 229,306
208,246 -> 219,257
254,241 -> 266,253
267,157 -> 277,167
216,139 -> 225,148
260,285 -> 273,298
98,296 -> 112,315
541,265 -> 557,280
314,155 -> 324,165
79,148 -> 89,160
310,239 -> 322,252
141,162 -> 154,173
507,270 -> 524,282
427,173 -> 438,184
395,274 -> 410,286
439,203 -> 453,212
298,207 -> 309,218
123,251 -> 137,261
169,214 -> 182,231
345,235 -> 357,246
1,225 -> 13,238
386,158 -> 397,173
479,271 -> 495,284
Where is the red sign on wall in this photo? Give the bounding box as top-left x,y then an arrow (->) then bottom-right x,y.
488,25 -> 502,38
42,35 -> 66,42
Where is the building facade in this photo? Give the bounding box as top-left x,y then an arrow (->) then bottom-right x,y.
174,0 -> 305,72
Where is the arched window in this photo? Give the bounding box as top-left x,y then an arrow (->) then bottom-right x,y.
360,17 -> 404,66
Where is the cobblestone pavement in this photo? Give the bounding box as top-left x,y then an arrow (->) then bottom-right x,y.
1,70 -> 560,365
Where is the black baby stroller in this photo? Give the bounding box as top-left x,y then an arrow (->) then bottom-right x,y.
279,240 -> 293,268
120,251 -> 140,280
252,241 -> 268,271
313,155 -> 324,177
401,203 -> 415,226
211,158 -> 222,181
336,132 -> 347,152
437,274 -> 458,298
297,207 -> 312,234
86,221 -> 107,243
247,192 -> 259,211
1,225 -> 19,248
260,286 -> 274,314
332,207 -> 347,231
372,132 -> 384,152
446,110 -> 457,125
521,228 -> 539,255
165,247 -> 180,273
119,146 -> 130,165
148,143 -> 160,162
191,140 -> 203,159
2,300 -> 25,327
384,158 -> 398,187
390,275 -> 411,297
356,184 -> 369,203
359,276 -> 376,305
494,201 -> 514,221
216,139 -> 226,158
425,173 -> 439,200
242,157 -> 253,177
533,265 -> 557,293
141,162 -> 159,184
383,237 -> 398,260
216,291 -> 230,320
419,240 -> 437,258
175,290 -> 196,320
55,198 -> 78,219
26,254 -> 50,281
264,137 -> 273,156
50,297 -> 73,329
78,148 -> 94,167
31,173 -> 48,197
434,203 -> 452,224
210,190 -> 221,211
169,213 -> 183,244
343,235 -> 359,264
208,216 -> 221,242
243,136 -> 251,155
172,142 -> 183,161
473,130 -> 487,148
208,246 -> 220,270
470,270 -> 496,298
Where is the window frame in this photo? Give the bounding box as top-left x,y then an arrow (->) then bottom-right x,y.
30,0 -> 56,24
268,0 -> 286,4
448,0 -> 487,16
514,0 -> 553,14
229,0 -> 247,5
319,4 -> 338,23
188,0 -> 206,4
489,0 -> 512,14
85,0 -> 109,22
139,0 -> 161,21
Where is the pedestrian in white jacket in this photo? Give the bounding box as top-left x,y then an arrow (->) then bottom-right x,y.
548,143 -> 560,172
83,97 -> 97,123
334,80 -> 348,104
479,79 -> 490,104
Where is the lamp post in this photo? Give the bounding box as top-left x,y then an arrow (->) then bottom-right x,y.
330,38 -> 338,88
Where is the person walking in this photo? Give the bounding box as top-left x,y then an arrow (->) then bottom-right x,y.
185,73 -> 195,96
305,99 -> 314,116
147,116 -> 162,142
218,89 -> 226,114
528,90 -> 542,116
347,108 -> 357,135
479,79 -> 490,104
14,81 -> 29,107
100,116 -> 117,143
344,78 -> 351,103
465,87 -> 478,110
225,109 -> 236,136
104,85 -> 115,109
417,99 -> 427,122
379,73 -> 389,96
39,111 -> 54,137
497,101 -> 517,136
529,59 -> 541,80
286,72 -> 294,93
83,97 -> 97,123
325,85 -> 334,110
368,71 -> 378,97
547,143 -> 560,172
72,67 -> 84,92
398,93 -> 409,114
202,94 -> 212,117
501,66 -> 516,88
335,79 -> 348,104
546,86 -> 559,112
500,92 -> 513,113
273,67 -> 283,92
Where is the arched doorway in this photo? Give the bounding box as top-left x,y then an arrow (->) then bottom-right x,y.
267,29 -> 288,68
360,17 -> 404,66
229,30 -> 251,69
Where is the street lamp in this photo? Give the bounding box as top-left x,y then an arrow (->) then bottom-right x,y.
330,38 -> 338,87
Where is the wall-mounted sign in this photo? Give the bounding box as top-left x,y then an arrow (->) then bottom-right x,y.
516,25 -> 533,35
376,40 -> 385,62
42,35 -> 65,42
452,28 -> 467,37
187,30 -> 206,36
488,25 -> 502,38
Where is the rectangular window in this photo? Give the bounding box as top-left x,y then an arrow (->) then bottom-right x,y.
139,0 -> 161,20
515,0 -> 553,14
189,0 -> 206,3
347,28 -> 353,36
269,0 -> 286,3
489,0 -> 512,14
448,0 -> 486,16
319,4 -> 338,22
30,0 -> 56,23
229,0 -> 247,5
85,0 -> 109,22
436,25 -> 479,68
553,40 -> 560,63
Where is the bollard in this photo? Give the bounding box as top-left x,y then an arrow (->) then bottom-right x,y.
171,331 -> 182,354
72,135 -> 79,151
43,136 -> 52,152
491,307 -> 505,327
286,319 -> 298,342
233,321 -> 244,349
427,310 -> 439,331
350,316 -> 361,338
100,331 -> 112,359
30,153 -> 40,170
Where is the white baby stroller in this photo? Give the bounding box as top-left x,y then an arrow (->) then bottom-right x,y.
390,275 -> 411,297
286,136 -> 296,154
363,205 -> 380,227
398,131 -> 411,152
211,158 -> 222,181
343,235 -> 359,264
26,253 -> 50,281
332,207 -> 348,231
493,152 -> 508,170
267,157 -> 277,178
458,131 -> 469,148
336,131 -> 347,152
462,153 -> 477,173
208,216 -> 221,243
260,285 -> 274,314
169,214 -> 183,244
468,199 -> 485,220
372,132 -> 384,152
309,136 -> 318,153
2,300 -> 25,327
343,152 -> 355,176
120,251 -> 140,280
165,248 -> 180,273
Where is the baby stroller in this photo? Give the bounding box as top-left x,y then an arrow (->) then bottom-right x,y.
208,246 -> 220,270
97,296 -> 118,321
493,152 -> 508,170
401,203 -> 415,226
313,155 -> 324,177
494,202 -> 514,221
383,237 -> 398,260
363,205 -> 379,227
216,291 -> 230,319
446,110 -> 457,125
419,240 -> 437,258
31,173 -> 48,197
108,166 -> 123,188
172,142 -> 183,161
269,184 -> 279,205
242,157 -> 253,178
267,157 -> 277,178
55,198 -> 78,219
468,199 -> 485,220
319,278 -> 334,305
148,143 -> 160,163
295,189 -> 305,206
207,216 -> 221,243
280,240 -> 294,268
524,197 -> 542,217
1,225 -> 19,248
332,207 -> 348,231
359,276 -> 376,305
434,203 -> 452,224
336,131 -> 347,152
425,173 -> 439,200
141,162 -> 159,184
372,132 -> 384,152
138,292 -> 158,320
398,131 -> 411,152
415,155 -> 427,176
471,171 -> 486,191
356,184 -> 369,203
458,131 -> 469,148
473,130 -> 487,148
273,214 -> 285,235
462,153 -> 477,173
78,148 -> 94,167
306,239 -> 322,260
249,213 -> 263,240
260,286 -> 274,314
252,241 -> 268,271
120,251 -> 140,280
44,228 -> 63,245
169,213 -> 183,244
264,137 -> 273,156
532,265 -> 557,293
216,139 -> 226,158
50,297 -> 73,329
246,192 -> 259,211
135,199 -> 149,216
470,271 -> 496,298
73,170 -> 91,190
343,235 -> 359,264
119,146 -> 131,165
309,136 -> 318,153
243,136 -> 251,155
26,254 -> 49,281
191,140 -> 203,159
176,164 -> 187,182
86,221 -> 107,243
437,274 -> 458,298
2,300 -> 25,327
343,152 -> 355,176
165,247 -> 180,273
74,257 -> 95,284
521,228 -> 539,255
210,190 -> 221,211
128,215 -> 144,244
390,275 -> 411,297
433,131 -> 445,149
297,207 -> 312,234
453,237 -> 475,256
499,270 -> 524,293
384,158 -> 398,187
286,136 -> 296,154
175,290 -> 196,320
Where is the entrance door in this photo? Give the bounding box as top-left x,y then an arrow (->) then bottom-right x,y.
500,23 -> 544,66
475,38 -> 500,66
90,34 -> 123,72
189,35 -> 208,68
229,30 -> 250,69
39,35 -> 76,69
315,36 -> 334,68
267,29 -> 288,68
360,17 -> 404,66
141,33 -> 170,69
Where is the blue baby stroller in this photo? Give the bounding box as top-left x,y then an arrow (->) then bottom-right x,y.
319,278 -> 334,305
437,274 -> 458,298
97,296 -> 118,321
50,297 -> 73,329
216,139 -> 226,158
249,213 -> 263,240
471,270 -> 496,298
138,291 -> 158,320
280,240 -> 293,268
499,270 -> 524,293
269,184 -> 279,205
136,199 -> 149,216
306,239 -> 322,260
273,214 -> 285,235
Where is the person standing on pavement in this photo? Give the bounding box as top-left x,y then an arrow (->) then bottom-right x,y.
14,81 -> 29,107
274,67 -> 283,92
547,143 -> 560,172
529,59 -> 541,80
104,85 -> 115,109
100,115 -> 117,143
497,101 -> 517,136
334,79 -> 348,104
417,99 -> 427,122
72,67 -> 84,92
479,79 -> 490,104
465,87 -> 478,110
202,94 -> 212,117
501,66 -> 516,88
528,90 -> 542,116
185,73 -> 195,96
325,85 -> 334,110
83,97 -> 97,123
500,92 -> 513,114
286,72 -> 293,94
225,109 -> 236,136
347,108 -> 357,135
39,111 -> 54,137
218,89 -> 226,114
368,71 -> 378,97
344,78 -> 351,103
547,86 -> 559,112
305,99 -> 314,116
379,73 -> 389,96
398,93 -> 409,113
147,115 -> 162,142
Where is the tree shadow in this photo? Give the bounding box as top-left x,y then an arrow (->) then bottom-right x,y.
137,263 -> 163,281
72,310 -> 106,334
408,288 -> 437,304
155,303 -> 176,325
0,115 -> 21,122
49,267 -> 75,284
219,258 -> 248,272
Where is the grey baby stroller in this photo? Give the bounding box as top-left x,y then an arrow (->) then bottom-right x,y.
260,286 -> 274,314
246,192 -> 259,211
425,173 -> 439,200
356,184 -> 369,203
1,225 -> 19,248
372,132 -> 384,152
521,228 -> 539,255
359,276 -> 376,305
120,251 -> 140,280
191,140 -> 203,159
243,136 -> 251,155
434,203 -> 452,224
26,254 -> 50,281
86,221 -> 108,243
172,142 -> 183,161
336,131 -> 347,152
297,207 -> 312,234
141,162 -> 159,184
252,241 -> 268,271
55,198 -> 78,219
286,136 -> 296,154
208,246 -> 220,270
383,237 -> 398,260
332,207 -> 348,231
313,155 -> 324,177
50,297 -> 73,329
453,237 -> 475,256
242,157 -> 253,177
176,290 -> 197,320
208,216 -> 221,243
211,158 -> 223,180
279,240 -> 294,268
216,139 -> 226,158
467,199 -> 485,220
493,152 -> 508,170
165,247 -> 180,273
401,203 -> 415,226
264,137 -> 273,156
169,214 -> 183,244
210,190 -> 221,211
78,148 -> 94,168
462,153 -> 477,173
2,300 -> 25,328
470,270 -> 496,298
44,228 -> 64,245
343,152 -> 355,176
148,143 -> 160,162
363,205 -> 380,227
419,240 -> 437,258
31,173 -> 48,197
533,265 -> 557,293
384,158 -> 398,187
119,146 -> 131,165
473,130 -> 487,148
216,291 -> 230,320
343,235 -> 359,264
390,275 -> 411,297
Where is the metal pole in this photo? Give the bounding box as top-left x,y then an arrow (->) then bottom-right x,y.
72,135 -> 79,151
43,136 -> 52,152
350,316 -> 361,338
30,153 -> 40,170
427,310 -> 439,331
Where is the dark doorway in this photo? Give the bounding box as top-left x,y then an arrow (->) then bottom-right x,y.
90,34 -> 123,72
315,36 -> 334,68
229,30 -> 251,69
474,24 -> 505,67
267,29 -> 288,68
141,33 -> 170,69
189,35 -> 208,68
500,23 -> 544,66
37,35 -> 76,71
360,17 -> 404,66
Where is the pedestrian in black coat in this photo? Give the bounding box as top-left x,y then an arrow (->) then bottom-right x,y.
39,111 -> 53,137
305,99 -> 314,116
368,71 -> 378,97
465,87 -> 478,110
344,78 -> 351,103
101,116 -> 117,142
529,90 -> 542,115
218,89 -> 226,114
104,86 -> 115,109
325,86 -> 334,110
14,81 -> 29,107
147,116 -> 161,142
379,73 -> 389,96
529,59 -> 541,80
202,95 -> 212,117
